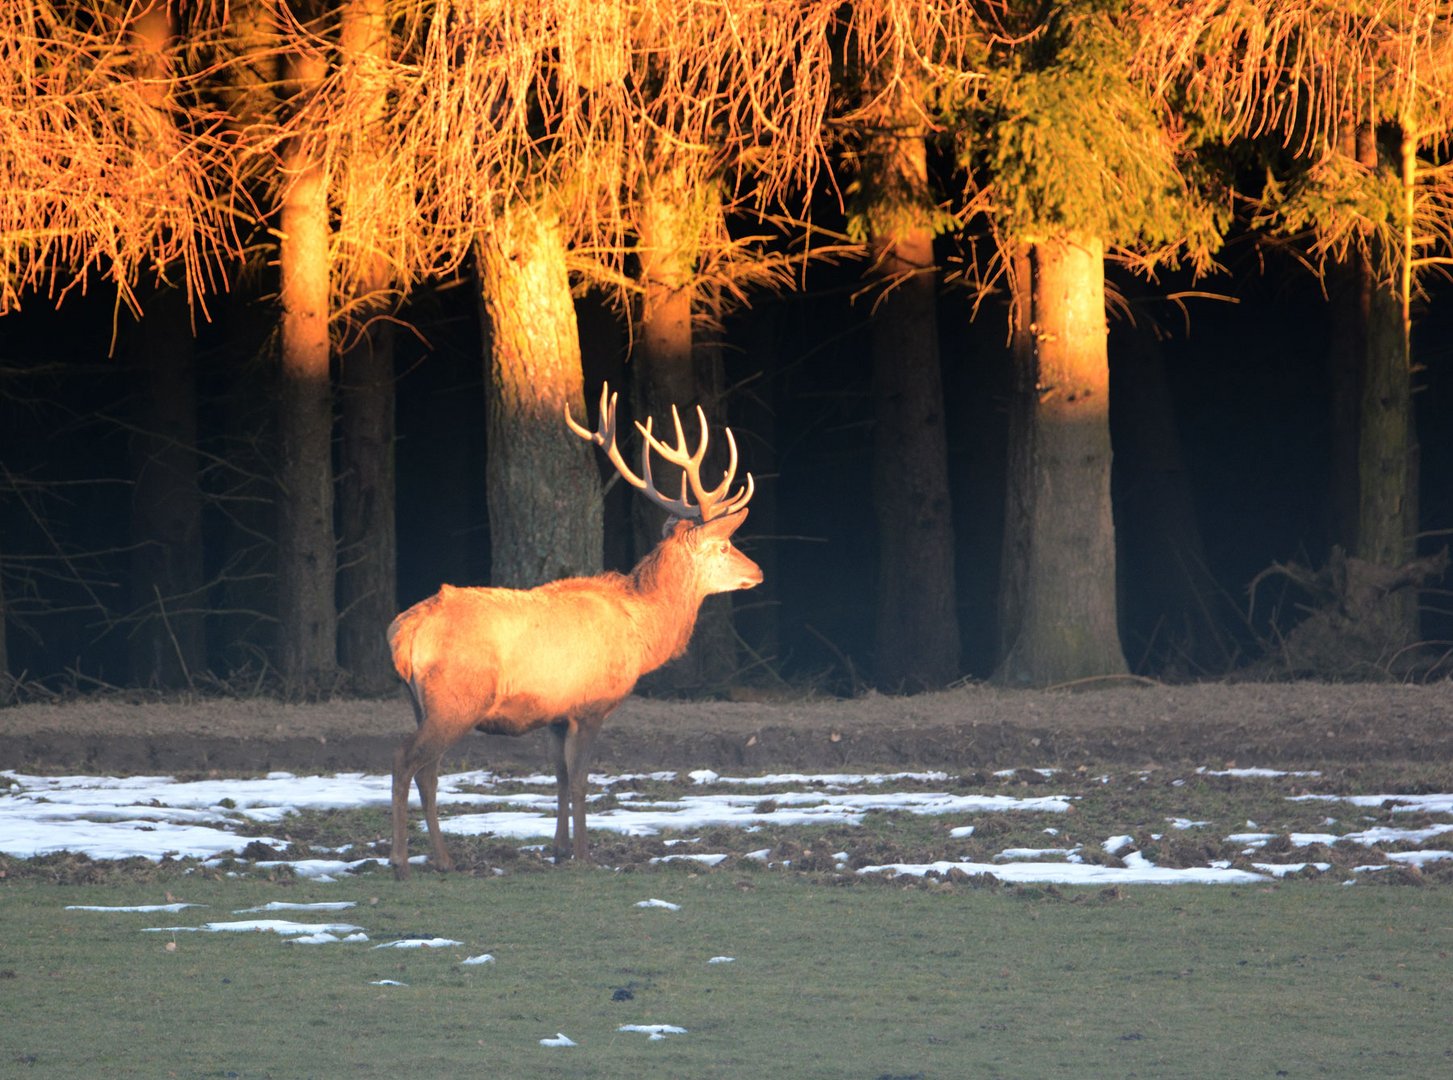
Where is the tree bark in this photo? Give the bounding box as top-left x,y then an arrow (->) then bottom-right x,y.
475,203 -> 601,587
996,234 -> 1128,686
630,162 -> 737,691
336,0 -> 398,692
1350,123 -> 1418,646
128,285 -> 206,687
275,35 -> 337,690
867,226 -> 959,690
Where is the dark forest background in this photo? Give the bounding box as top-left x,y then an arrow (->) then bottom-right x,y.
3,236 -> 1449,693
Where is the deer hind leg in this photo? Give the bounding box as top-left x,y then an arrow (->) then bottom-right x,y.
415,757 -> 453,873
391,724 -> 455,880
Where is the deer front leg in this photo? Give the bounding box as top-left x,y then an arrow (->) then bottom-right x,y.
548,721 -> 572,861
562,720 -> 601,863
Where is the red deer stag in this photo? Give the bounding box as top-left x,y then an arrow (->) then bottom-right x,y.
387,383 -> 761,879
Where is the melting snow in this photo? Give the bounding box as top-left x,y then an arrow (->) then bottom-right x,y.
373,937 -> 461,949
142,919 -> 364,936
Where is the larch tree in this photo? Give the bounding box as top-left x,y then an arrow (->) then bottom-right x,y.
334,0 -> 406,690
272,0 -> 338,690
0,1 -> 229,685
838,0 -> 990,691
408,2 -> 615,588
964,0 -> 1224,686
615,0 -> 835,689
123,1 -> 207,688
1146,0 -> 1453,663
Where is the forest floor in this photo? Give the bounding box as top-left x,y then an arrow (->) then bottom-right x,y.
4,679 -> 1452,776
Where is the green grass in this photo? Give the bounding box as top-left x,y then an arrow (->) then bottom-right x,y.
3,869 -> 1451,1078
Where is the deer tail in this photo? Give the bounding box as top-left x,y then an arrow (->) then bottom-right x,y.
387,604 -> 423,686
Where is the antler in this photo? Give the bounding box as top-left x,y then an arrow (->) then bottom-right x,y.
564,382 -> 754,523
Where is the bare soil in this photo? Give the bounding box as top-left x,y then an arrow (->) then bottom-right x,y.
4,680 -> 1453,776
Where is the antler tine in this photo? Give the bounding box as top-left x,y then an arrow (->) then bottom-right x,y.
566,383 -> 701,520
568,381 -> 753,524
635,402 -> 754,522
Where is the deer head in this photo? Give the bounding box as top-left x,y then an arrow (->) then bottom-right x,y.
565,383 -> 761,596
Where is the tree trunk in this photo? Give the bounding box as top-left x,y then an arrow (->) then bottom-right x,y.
337,314 -> 396,691
475,203 -> 601,587
336,0 -> 398,692
128,285 -> 206,687
995,235 -> 1128,686
997,244 -> 1036,668
124,3 -> 205,688
630,163 -> 736,692
867,222 -> 959,690
1352,124 -> 1419,646
275,38 -> 337,690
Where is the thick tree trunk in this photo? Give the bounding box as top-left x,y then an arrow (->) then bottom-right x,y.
476,203 -> 601,587
630,165 -> 736,691
128,285 -> 206,687
336,0 -> 398,692
275,42 -> 337,690
1338,123 -> 1419,648
867,224 -> 959,690
995,235 -> 1128,686
857,89 -> 959,691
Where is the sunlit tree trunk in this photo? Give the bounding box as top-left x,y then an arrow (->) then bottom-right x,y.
276,21 -> 337,690
336,0 -> 398,692
476,202 -> 601,587
996,235 -> 1127,686
630,161 -> 736,691
125,3 -> 205,688
864,118 -> 959,691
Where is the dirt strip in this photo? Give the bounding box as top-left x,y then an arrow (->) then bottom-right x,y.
3,681 -> 1452,775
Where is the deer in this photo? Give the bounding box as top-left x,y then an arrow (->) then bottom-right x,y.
387,383 -> 761,879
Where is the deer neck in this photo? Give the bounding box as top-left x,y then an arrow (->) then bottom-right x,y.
628,542 -> 706,672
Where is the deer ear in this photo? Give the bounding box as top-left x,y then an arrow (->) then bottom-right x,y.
698,507 -> 748,540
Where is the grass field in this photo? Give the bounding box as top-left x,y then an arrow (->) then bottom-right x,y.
4,868 -> 1451,1079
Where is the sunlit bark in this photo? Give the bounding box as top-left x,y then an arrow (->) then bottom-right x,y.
996,235 -> 1128,686
276,22 -> 337,689
476,202 -> 602,587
